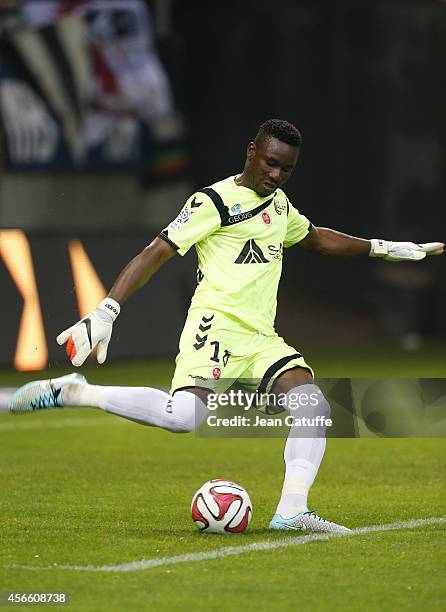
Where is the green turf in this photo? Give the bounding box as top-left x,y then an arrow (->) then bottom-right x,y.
0,348 -> 445,611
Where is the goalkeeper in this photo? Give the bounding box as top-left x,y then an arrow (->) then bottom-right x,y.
9,119 -> 443,534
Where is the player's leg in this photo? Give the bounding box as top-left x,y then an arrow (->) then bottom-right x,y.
8,373 -> 209,433
76,383 -> 209,433
9,310 -> 234,432
271,368 -> 323,516
248,338 -> 350,533
269,368 -> 350,532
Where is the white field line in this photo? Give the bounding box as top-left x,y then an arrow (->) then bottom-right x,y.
0,416 -> 129,431
5,516 -> 444,573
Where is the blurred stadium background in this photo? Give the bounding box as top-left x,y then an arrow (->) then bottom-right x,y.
0,0 -> 445,372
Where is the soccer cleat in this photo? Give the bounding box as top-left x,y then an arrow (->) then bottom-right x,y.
8,373 -> 87,414
269,510 -> 351,534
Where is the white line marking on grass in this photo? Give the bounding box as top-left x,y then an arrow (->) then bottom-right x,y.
6,516 -> 444,573
0,416 -> 129,431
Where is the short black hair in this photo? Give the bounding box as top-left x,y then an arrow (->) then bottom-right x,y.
254,119 -> 302,148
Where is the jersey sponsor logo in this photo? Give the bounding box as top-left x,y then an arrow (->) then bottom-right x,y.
227,211 -> 253,224
231,203 -> 242,214
274,199 -> 286,215
268,243 -> 283,260
199,187 -> 274,227
212,367 -> 221,380
235,239 -> 269,264
262,212 -> 271,225
169,207 -> 191,231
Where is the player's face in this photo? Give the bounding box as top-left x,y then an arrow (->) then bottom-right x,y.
246,137 -> 299,196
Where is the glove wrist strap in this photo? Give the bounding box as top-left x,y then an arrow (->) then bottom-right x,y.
97,297 -> 120,321
369,238 -> 389,257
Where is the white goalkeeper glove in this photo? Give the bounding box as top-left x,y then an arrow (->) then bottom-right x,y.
56,298 -> 120,366
369,239 -> 444,262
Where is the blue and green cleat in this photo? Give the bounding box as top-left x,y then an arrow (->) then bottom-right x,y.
8,373 -> 87,414
269,511 -> 351,534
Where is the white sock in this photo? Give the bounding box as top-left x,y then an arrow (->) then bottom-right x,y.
62,383 -> 207,433
62,383 -> 102,408
276,441 -> 326,517
275,385 -> 330,518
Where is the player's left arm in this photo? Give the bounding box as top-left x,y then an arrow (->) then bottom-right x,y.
299,226 -> 370,256
299,225 -> 444,261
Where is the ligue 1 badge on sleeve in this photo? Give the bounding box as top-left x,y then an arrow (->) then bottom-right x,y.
170,208 -> 191,231
231,203 -> 242,214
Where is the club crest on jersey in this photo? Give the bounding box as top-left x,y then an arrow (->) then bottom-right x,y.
169,208 -> 191,231
212,367 -> 221,380
231,203 -> 242,214
262,211 -> 271,225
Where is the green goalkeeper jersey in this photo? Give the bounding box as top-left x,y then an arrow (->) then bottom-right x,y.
160,175 -> 311,334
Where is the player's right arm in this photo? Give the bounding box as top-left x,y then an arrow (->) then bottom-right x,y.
107,237 -> 176,304
57,237 -> 176,366
58,191 -> 220,366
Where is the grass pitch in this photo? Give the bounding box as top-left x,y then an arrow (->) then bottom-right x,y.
0,344 -> 445,611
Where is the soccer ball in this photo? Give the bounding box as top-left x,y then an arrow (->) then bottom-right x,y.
191,479 -> 253,534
